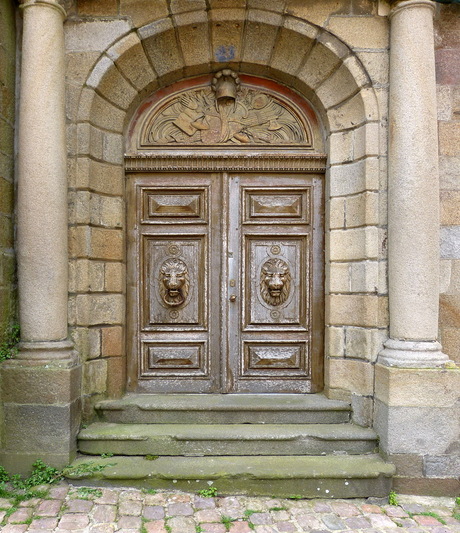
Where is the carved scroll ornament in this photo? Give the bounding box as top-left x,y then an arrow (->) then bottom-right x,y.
159,258 -> 190,307
142,70 -> 310,146
260,258 -> 291,307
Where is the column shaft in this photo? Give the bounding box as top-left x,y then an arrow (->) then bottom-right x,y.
380,0 -> 448,366
17,0 -> 71,357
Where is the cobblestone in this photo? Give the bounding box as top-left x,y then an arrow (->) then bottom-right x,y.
0,482 -> 458,532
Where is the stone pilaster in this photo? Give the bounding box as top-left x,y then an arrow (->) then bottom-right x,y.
378,0 -> 448,368
0,0 -> 80,473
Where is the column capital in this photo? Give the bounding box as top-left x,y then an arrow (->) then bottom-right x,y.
19,0 -> 66,17
389,0 -> 436,17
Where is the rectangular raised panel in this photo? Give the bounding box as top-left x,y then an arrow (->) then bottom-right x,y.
242,341 -> 309,377
141,187 -> 208,223
140,341 -> 208,377
243,188 -> 311,224
244,236 -> 309,329
142,236 -> 206,328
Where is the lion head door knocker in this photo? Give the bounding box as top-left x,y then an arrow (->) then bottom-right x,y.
260,258 -> 291,307
159,258 -> 190,307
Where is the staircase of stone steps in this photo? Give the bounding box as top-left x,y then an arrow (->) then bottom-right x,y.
69,394 -> 395,498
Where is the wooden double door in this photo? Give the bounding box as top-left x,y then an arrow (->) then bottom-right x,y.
127,172 -> 324,393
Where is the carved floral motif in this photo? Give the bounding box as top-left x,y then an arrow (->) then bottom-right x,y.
260,258 -> 291,307
143,83 -> 308,146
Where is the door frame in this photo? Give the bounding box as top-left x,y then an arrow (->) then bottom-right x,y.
125,152 -> 327,393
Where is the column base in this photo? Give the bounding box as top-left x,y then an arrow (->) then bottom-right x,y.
16,339 -> 76,361
0,341 -> 81,474
378,338 -> 450,368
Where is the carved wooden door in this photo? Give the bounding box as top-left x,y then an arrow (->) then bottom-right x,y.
127,172 -> 323,393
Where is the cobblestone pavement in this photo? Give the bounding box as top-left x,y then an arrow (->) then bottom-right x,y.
0,482 -> 459,533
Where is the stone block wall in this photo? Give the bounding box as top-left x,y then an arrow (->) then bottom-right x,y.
436,4 -> 460,365
0,0 -> 16,347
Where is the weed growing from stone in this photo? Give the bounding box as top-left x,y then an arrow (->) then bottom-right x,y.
0,459 -> 114,510
195,526 -> 204,533
244,509 -> 260,518
144,454 -> 159,461
140,517 -> 149,533
388,490 -> 398,506
3,506 -> 19,519
0,323 -> 20,362
453,496 -> 460,521
64,461 -> 116,478
198,486 -> 218,498
142,488 -> 158,495
220,514 -> 236,531
76,487 -> 103,499
419,511 -> 446,525
269,506 -> 288,511
13,516 -> 33,526
287,494 -> 302,500
100,453 -> 114,458
0,466 -> 10,483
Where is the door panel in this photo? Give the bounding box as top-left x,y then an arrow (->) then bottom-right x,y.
128,174 -> 221,392
127,172 -> 323,393
227,175 -> 321,393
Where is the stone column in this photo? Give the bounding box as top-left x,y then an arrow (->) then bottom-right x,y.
378,0 -> 449,367
16,0 -> 72,359
0,0 -> 80,473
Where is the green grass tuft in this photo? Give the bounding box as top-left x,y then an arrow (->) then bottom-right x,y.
388,490 -> 398,506
198,486 -> 218,498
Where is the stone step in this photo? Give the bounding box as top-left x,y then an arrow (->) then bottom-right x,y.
78,422 -> 378,456
66,454 -> 395,498
96,393 -> 351,424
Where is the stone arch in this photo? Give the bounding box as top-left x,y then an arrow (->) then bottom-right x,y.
71,8 -> 384,410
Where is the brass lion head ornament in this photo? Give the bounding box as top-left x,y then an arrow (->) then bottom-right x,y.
159,258 -> 190,307
260,258 -> 291,307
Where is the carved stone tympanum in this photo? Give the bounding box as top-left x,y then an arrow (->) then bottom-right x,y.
260,258 -> 291,307
159,258 -> 189,307
141,70 -> 310,146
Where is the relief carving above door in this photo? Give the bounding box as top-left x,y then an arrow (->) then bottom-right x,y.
140,70 -> 311,147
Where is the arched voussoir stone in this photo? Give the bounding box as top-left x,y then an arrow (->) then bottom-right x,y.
107,32 -> 158,93
174,10 -> 212,77
241,9 -> 283,68
80,9 -> 378,139
269,16 -> 318,79
209,8 -> 245,67
138,18 -> 186,85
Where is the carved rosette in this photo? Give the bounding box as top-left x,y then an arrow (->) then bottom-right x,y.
141,70 -> 312,147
